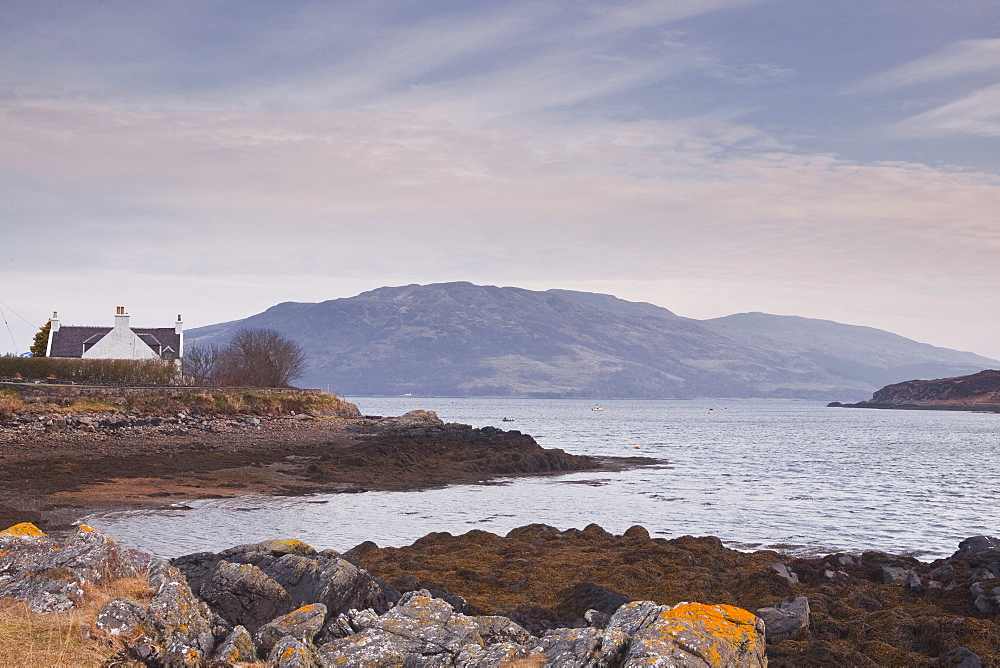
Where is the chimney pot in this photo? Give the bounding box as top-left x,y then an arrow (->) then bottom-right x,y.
52,311 -> 58,319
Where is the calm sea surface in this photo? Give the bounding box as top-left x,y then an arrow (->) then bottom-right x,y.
85,398 -> 1000,561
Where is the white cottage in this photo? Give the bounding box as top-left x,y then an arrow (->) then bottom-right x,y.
46,307 -> 183,361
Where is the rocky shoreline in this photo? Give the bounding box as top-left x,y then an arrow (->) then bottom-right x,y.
2,521 -> 998,666
0,405 -> 652,534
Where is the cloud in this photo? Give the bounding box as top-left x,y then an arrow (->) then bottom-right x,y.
846,39 -> 1000,93
891,84 -> 1000,138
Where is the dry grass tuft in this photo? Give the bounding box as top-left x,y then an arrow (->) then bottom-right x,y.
0,576 -> 153,667
61,400 -> 118,413
0,390 -> 26,418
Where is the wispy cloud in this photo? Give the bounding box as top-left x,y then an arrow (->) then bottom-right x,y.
846,39 -> 1000,93
892,84 -> 1000,138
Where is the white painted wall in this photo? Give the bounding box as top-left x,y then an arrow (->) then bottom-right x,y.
83,313 -> 160,360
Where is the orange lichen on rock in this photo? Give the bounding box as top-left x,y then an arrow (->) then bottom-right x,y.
0,522 -> 46,538
630,602 -> 766,667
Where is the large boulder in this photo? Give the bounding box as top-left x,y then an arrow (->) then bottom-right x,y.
173,539 -> 391,638
199,560 -> 295,633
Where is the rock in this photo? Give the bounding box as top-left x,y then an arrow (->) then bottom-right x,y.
947,646 -> 983,668
317,590 -> 482,665
556,581 -> 632,625
880,564 -> 908,583
970,582 -> 1000,614
95,597 -> 150,637
473,615 -> 533,646
755,596 -> 810,643
585,609 -> 611,629
0,523 -> 152,615
533,626 -> 602,664
199,560 -> 294,633
771,562 -> 799,584
456,641 -> 534,667
213,625 -> 257,663
614,601 -> 766,666
902,570 -> 924,593
959,536 -> 1000,555
930,562 -> 955,583
173,538 -> 390,640
255,603 -> 328,655
267,634 -> 318,667
0,573 -> 85,613
146,561 -> 216,657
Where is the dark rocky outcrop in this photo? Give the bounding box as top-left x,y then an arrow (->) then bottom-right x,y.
842,368 -> 1000,412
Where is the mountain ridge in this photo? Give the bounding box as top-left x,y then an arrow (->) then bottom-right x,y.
186,282 -> 998,399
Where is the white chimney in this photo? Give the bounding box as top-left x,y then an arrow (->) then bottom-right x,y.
175,314 -> 183,335
114,306 -> 130,331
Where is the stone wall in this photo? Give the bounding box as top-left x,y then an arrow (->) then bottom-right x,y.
0,382 -> 320,404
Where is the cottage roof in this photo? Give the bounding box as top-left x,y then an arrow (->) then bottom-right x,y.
49,326 -> 181,359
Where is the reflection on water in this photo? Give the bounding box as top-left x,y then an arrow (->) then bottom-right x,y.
86,398 -> 1000,561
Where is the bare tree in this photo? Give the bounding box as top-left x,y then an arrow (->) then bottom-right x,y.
182,344 -> 219,386
211,328 -> 308,387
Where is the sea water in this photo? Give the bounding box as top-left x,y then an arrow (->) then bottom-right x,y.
85,398 -> 1000,561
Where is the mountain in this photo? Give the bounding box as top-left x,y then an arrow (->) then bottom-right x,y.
186,282 -> 998,399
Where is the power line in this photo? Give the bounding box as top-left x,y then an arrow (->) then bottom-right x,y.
0,297 -> 37,327
0,304 -> 19,355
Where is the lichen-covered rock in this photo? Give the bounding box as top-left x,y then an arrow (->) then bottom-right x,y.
255,602 -> 328,655
213,625 -> 257,662
0,523 -> 152,615
619,601 -> 766,667
95,596 -> 150,637
268,634 -> 319,668
0,573 -> 85,613
472,615 -> 533,646
755,595 -> 809,643
317,590 -> 483,666
0,524 -> 151,595
455,641 -> 533,667
199,559 -> 295,633
533,627 -> 603,665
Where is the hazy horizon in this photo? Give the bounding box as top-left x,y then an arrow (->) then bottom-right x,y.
2,1 -> 998,358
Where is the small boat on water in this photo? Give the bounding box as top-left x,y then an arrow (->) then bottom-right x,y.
502,417 -> 515,422
592,406 -> 603,411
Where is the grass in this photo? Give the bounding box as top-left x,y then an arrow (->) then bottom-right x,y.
0,576 -> 153,667
0,575 -> 268,666
0,391 -> 26,418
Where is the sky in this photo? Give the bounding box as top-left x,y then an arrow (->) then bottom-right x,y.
1,0 -> 999,359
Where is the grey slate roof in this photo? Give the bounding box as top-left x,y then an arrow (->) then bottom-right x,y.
49,326 -> 181,359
